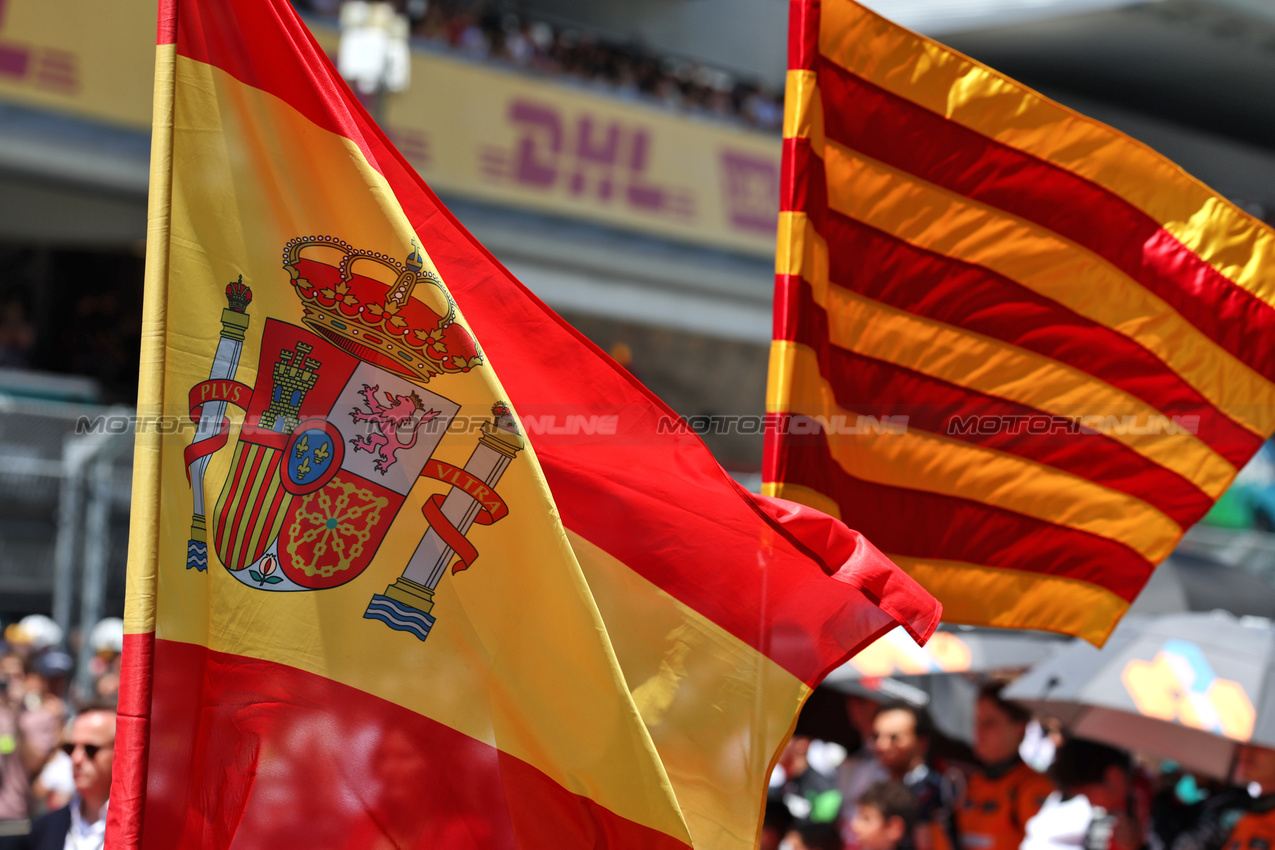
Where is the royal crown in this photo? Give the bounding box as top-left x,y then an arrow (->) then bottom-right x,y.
225,276 -> 253,312
283,235 -> 482,384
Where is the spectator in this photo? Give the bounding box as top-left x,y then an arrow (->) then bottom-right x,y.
23,705 -> 115,850
793,821 -> 848,850
1168,743 -> 1275,850
30,749 -> 72,818
0,287 -> 35,369
841,695 -> 890,850
761,799 -> 794,850
871,702 -> 957,850
851,781 -> 918,850
770,734 -> 844,828
954,685 -> 1054,850
86,619 -> 124,708
18,654 -> 70,778
0,656 -> 31,848
1148,762 -> 1214,850
1021,738 -> 1140,850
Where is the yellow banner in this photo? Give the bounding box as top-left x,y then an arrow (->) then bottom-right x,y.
0,0 -> 156,129
0,0 -> 780,256
380,53 -> 781,256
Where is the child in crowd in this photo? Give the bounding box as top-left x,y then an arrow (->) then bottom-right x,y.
790,822 -> 848,850
851,781 -> 919,850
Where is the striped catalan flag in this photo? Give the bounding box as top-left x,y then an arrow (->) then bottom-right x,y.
107,1 -> 940,848
766,0 -> 1275,645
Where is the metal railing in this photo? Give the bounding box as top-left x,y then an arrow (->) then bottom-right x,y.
0,398 -> 132,693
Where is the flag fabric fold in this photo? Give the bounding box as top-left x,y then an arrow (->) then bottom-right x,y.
766,0 -> 1275,645
108,1 -> 940,848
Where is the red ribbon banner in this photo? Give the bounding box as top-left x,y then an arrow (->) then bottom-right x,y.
183,379 -> 254,481
420,459 -> 510,574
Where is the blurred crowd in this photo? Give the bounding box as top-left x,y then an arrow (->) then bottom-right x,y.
0,615 -> 122,848
0,249 -> 146,403
765,686 -> 1275,850
291,0 -> 786,131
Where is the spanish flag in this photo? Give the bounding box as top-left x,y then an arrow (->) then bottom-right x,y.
107,1 -> 940,847
767,0 -> 1275,645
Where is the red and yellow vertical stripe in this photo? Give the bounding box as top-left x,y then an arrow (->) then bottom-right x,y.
766,0 -> 1275,645
109,1 -> 940,848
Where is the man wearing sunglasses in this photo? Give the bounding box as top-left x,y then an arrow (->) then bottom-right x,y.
23,705 -> 114,850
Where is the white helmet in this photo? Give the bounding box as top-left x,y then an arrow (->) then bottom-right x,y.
89,618 -> 125,655
14,614 -> 62,651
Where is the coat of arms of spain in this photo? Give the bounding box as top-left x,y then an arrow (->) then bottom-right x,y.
181,237 -> 523,642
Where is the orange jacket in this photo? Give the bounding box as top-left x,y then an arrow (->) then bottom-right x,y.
1227,804 -> 1275,850
956,760 -> 1055,850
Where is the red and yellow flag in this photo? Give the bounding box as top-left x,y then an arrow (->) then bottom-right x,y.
766,0 -> 1275,645
107,1 -> 939,847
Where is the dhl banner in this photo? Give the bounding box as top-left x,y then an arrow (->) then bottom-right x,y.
0,0 -> 157,129
381,53 -> 781,257
0,0 -> 779,257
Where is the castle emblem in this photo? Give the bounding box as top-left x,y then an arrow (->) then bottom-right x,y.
181,237 -> 521,641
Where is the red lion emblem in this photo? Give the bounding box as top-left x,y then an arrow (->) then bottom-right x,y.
349,384 -> 440,473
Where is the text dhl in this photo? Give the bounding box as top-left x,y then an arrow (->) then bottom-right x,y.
484,99 -> 692,218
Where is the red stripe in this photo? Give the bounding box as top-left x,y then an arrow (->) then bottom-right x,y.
248,454 -> 287,565
778,276 -> 1215,528
107,632 -> 155,850
214,443 -> 253,563
788,0 -> 820,71
786,138 -> 1261,466
226,445 -> 266,559
813,58 -> 1275,385
765,427 -> 1155,602
780,137 -> 828,226
158,0 -> 176,44
122,638 -> 688,849
779,152 -> 1263,466
162,0 -> 939,677
780,134 -> 801,215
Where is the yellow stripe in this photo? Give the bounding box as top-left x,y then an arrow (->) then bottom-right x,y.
124,42 -> 177,636
228,444 -> 272,560
809,137 -> 1275,440
220,444 -> 256,559
152,54 -> 690,842
242,455 -> 284,561
265,488 -> 291,554
760,481 -> 843,521
782,69 -> 824,150
818,0 -> 1275,314
770,340 -> 1181,563
891,555 -> 1130,645
568,530 -> 810,850
773,224 -> 1236,498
